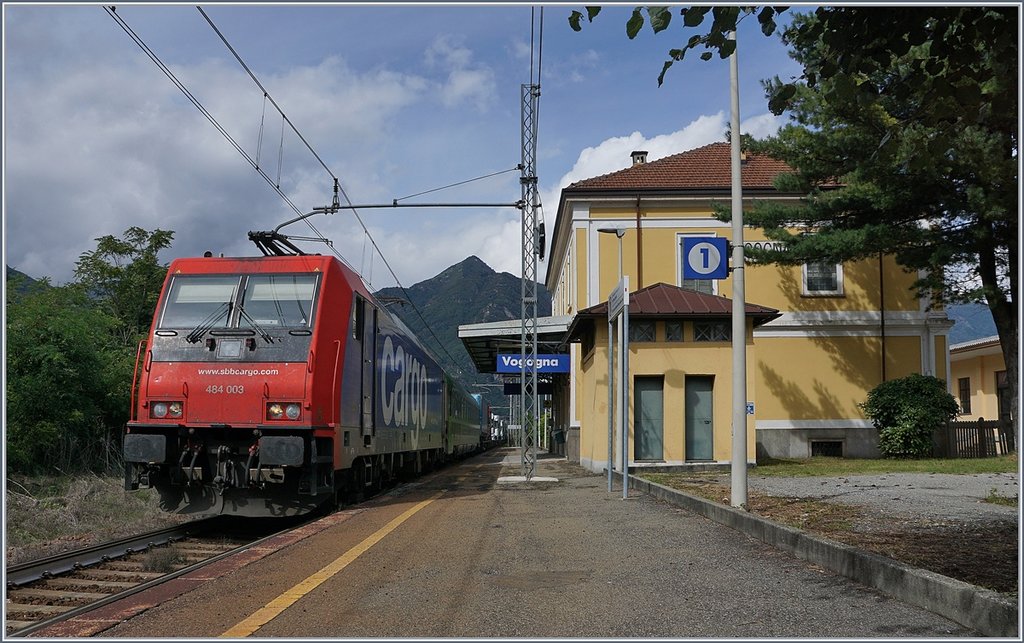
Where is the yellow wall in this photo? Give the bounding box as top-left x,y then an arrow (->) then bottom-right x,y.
756,337 -> 876,421
581,220 -> 924,314
950,345 -> 1006,421
550,198 -> 950,458
577,320 -> 757,466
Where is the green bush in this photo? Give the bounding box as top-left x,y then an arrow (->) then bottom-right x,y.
860,374 -> 960,458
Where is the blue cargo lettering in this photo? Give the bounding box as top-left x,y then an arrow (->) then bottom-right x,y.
380,335 -> 428,430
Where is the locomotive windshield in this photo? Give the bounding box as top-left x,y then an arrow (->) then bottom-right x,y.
159,274 -> 318,329
160,276 -> 239,329
240,275 -> 316,327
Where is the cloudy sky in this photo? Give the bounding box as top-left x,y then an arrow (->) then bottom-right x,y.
4,3 -> 803,291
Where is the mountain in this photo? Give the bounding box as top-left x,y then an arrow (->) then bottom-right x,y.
947,303 -> 999,345
5,265 -> 46,296
375,256 -> 552,411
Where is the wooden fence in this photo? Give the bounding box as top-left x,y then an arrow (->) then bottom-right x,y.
933,418 -> 1016,458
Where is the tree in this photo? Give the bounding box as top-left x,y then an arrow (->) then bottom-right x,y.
570,6 -> 1018,430
6,283 -> 131,473
74,226 -> 174,347
6,227 -> 176,474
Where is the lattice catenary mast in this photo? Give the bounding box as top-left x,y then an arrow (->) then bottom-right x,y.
519,79 -> 541,480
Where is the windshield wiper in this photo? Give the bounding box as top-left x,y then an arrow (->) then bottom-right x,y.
185,302 -> 232,344
237,305 -> 275,344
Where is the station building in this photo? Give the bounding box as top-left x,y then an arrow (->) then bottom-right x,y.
950,335 -> 1011,425
461,142 -> 953,471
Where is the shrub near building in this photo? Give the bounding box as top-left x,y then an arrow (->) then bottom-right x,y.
861,374 -> 960,458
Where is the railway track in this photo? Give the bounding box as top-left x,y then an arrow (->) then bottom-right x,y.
4,515 -> 303,637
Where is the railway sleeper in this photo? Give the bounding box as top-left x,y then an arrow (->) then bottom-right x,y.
8,588 -> 108,603
39,578 -> 136,591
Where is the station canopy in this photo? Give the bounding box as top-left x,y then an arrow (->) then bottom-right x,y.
458,315 -> 572,374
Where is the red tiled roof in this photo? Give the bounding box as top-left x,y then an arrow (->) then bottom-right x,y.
567,282 -> 780,340
565,142 -> 793,192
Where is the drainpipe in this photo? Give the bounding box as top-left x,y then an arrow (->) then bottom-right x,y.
879,252 -> 887,382
635,196 -> 643,289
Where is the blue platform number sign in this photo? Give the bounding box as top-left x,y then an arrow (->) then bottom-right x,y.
683,237 -> 729,280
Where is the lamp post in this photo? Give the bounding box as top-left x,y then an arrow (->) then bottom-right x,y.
598,227 -> 627,495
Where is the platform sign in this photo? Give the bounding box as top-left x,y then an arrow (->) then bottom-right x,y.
683,237 -> 729,280
608,275 -> 628,319
497,354 -> 570,374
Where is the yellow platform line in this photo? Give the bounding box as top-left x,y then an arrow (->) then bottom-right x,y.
220,491 -> 444,638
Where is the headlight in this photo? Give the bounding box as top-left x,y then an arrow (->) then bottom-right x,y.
266,402 -> 301,421
150,401 -> 183,419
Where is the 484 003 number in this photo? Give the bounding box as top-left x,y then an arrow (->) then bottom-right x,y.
205,385 -> 245,394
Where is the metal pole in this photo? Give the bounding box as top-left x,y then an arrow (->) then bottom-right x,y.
519,81 -> 541,480
729,30 -> 748,509
616,313 -> 624,489
608,315 -> 615,492
622,284 -> 630,500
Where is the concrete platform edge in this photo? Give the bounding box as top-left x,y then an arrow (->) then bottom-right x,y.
625,472 -> 1019,638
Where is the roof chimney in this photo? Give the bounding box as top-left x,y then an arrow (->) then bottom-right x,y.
630,150 -> 648,166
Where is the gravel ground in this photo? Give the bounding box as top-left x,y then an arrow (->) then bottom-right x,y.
745,472 -> 1020,523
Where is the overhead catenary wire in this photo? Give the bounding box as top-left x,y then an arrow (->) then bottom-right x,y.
192,5 -> 471,374
107,5 -> 475,376
104,5 -> 306,220
393,166 -> 522,203
197,6 -> 336,182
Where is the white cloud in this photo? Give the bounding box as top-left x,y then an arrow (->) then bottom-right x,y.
441,68 -> 496,111
426,35 -> 496,111
4,41 -> 432,283
741,112 -> 786,140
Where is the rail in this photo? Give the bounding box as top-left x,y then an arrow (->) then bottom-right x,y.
6,515 -> 311,637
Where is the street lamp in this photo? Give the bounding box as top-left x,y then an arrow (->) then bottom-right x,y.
598,227 -> 628,497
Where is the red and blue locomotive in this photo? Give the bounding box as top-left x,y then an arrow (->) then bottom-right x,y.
123,253 -> 483,517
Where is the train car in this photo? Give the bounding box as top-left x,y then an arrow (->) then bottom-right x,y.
122,254 -> 484,517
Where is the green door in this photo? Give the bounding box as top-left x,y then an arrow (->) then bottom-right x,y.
634,376 -> 664,461
685,376 -> 714,461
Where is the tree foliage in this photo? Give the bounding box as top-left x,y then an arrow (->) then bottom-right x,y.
6,283 -> 132,474
860,374 -> 960,459
6,228 -> 174,475
74,226 -> 174,347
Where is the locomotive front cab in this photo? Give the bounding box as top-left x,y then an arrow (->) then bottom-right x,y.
124,259 -> 338,516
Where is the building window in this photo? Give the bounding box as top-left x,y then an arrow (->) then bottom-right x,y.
958,377 -> 972,414
694,321 -> 730,342
811,440 -> 844,457
665,321 -> 683,342
803,262 -> 843,296
629,321 -> 655,342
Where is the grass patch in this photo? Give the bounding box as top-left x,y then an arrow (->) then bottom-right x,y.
754,453 -> 1018,477
142,546 -> 187,573
984,488 -> 1019,507
641,475 -> 862,534
5,474 -> 189,565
